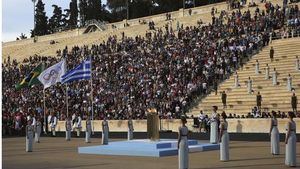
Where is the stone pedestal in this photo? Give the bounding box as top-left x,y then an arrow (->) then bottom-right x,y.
147,109 -> 159,141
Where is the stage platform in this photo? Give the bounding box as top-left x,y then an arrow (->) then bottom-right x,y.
78,139 -> 219,157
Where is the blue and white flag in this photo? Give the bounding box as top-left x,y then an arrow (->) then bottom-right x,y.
62,58 -> 91,84
38,59 -> 66,89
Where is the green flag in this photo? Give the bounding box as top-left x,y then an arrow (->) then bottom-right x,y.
15,63 -> 45,90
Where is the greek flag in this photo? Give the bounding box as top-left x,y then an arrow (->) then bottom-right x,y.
62,58 -> 91,84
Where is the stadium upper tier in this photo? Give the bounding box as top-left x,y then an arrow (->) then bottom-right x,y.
3,0 -> 293,61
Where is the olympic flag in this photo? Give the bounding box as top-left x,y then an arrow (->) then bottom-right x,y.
38,59 -> 66,89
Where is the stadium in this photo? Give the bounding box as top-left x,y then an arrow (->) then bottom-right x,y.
2,0 -> 300,168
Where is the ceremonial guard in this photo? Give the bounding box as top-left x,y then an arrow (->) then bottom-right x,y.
269,111 -> 279,155
102,117 -> 109,145
127,116 -> 134,140
265,64 -> 270,80
256,92 -> 262,111
178,116 -> 189,169
255,59 -> 259,74
210,106 -> 218,144
34,117 -> 42,143
287,74 -> 292,91
85,116 -> 92,143
48,112 -> 57,136
75,114 -> 82,137
247,77 -> 252,94
295,56 -> 299,71
270,46 -> 274,61
65,117 -> 72,141
272,68 -> 277,86
221,91 -> 227,109
219,113 -> 229,161
285,112 -> 297,167
234,72 -> 239,88
291,93 -> 297,113
26,119 -> 34,152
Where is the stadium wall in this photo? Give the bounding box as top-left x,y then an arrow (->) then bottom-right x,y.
54,119 -> 300,133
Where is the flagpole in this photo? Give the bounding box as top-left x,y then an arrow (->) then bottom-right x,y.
90,56 -> 94,134
66,84 -> 69,118
43,88 -> 46,134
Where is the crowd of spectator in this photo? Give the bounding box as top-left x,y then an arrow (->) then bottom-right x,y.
2,1 -> 300,135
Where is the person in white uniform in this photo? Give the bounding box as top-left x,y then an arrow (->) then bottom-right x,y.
26,119 -> 34,152
287,74 -> 292,91
127,116 -> 134,140
34,117 -> 42,143
265,64 -> 270,80
75,114 -> 82,137
85,116 -> 92,143
285,112 -> 297,167
210,106 -> 219,144
269,111 -> 280,155
255,59 -> 259,74
219,113 -> 229,161
178,116 -> 189,169
247,77 -> 253,94
65,116 -> 72,141
102,117 -> 109,145
272,68 -> 278,86
48,113 -> 57,136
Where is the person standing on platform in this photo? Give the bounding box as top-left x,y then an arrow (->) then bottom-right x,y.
287,74 -> 292,91
269,111 -> 280,155
128,116 -> 134,140
247,77 -> 253,94
291,93 -> 297,113
210,106 -> 219,144
265,64 -> 270,80
257,92 -> 262,111
75,114 -> 82,137
178,116 -> 189,169
219,113 -> 229,161
34,117 -> 42,143
295,56 -> 299,71
221,91 -> 227,109
272,68 -> 278,86
198,111 -> 205,132
65,116 -> 72,141
234,72 -> 239,88
48,112 -> 57,136
285,112 -> 297,167
270,46 -> 274,62
102,117 -> 109,145
255,59 -> 259,74
26,119 -> 34,152
85,116 -> 92,143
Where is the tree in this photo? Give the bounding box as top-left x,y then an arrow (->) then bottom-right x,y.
62,9 -> 70,28
86,0 -> 102,20
49,5 -> 63,33
69,0 -> 78,27
79,0 -> 88,26
32,0 -> 49,36
19,33 -> 27,39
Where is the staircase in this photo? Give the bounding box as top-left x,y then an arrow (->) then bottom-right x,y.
190,37 -> 300,115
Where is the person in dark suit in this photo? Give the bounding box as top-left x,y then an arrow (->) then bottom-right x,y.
222,91 -> 227,109
291,93 -> 297,113
257,92 -> 262,111
270,46 -> 274,61
214,79 -> 218,95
